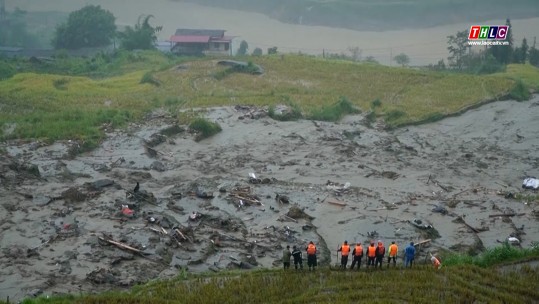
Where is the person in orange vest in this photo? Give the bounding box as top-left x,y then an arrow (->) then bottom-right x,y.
366,241 -> 376,268
387,241 -> 398,268
430,254 -> 442,269
306,241 -> 317,271
375,240 -> 386,268
337,241 -> 350,269
350,242 -> 364,270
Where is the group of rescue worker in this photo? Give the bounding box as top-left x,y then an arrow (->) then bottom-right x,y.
282,241 -> 319,271
337,240 -> 411,269
282,240 -> 440,270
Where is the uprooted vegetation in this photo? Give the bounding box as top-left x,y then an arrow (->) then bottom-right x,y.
189,118 -> 222,141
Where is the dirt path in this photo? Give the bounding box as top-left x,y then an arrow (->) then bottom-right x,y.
1,97 -> 538,301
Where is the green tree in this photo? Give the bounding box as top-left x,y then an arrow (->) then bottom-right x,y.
447,30 -> 470,70
513,38 -> 528,63
237,40 -> 248,56
529,38 -> 539,67
267,46 -> 278,55
119,15 -> 162,50
489,18 -> 513,64
0,8 -> 39,48
252,47 -> 263,56
394,53 -> 410,67
52,5 -> 116,49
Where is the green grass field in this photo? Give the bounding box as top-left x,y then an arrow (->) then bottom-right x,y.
1,51 -> 538,148
9,262 -> 539,304
2,244 -> 537,303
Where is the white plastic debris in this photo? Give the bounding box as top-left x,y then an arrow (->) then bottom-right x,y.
522,177 -> 539,190
507,237 -> 520,244
249,172 -> 257,179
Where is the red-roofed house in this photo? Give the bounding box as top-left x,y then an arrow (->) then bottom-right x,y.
168,29 -> 233,56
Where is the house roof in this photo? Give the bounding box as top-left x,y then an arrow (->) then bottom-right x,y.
210,36 -> 234,43
169,35 -> 210,43
174,29 -> 225,38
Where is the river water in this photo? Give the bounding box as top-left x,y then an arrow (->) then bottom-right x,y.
10,0 -> 539,65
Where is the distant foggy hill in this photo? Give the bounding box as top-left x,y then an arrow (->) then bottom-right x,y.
176,0 -> 539,31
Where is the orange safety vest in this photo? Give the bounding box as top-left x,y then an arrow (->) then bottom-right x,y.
307,244 -> 316,255
389,244 -> 398,256
367,245 -> 376,258
354,245 -> 363,256
341,244 -> 350,255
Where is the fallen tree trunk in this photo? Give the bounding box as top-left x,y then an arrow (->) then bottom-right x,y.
489,213 -> 525,218
99,237 -> 143,254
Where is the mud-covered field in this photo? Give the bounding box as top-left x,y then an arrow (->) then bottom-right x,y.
1,97 -> 538,301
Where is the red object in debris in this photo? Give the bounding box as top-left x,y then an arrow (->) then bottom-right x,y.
63,223 -> 71,230
122,206 -> 134,216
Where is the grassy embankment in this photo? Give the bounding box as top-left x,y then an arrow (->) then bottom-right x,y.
1,52 -> 539,150
7,245 -> 539,304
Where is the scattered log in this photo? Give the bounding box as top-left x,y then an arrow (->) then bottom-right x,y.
229,194 -> 261,205
434,180 -> 450,192
174,228 -> 193,243
462,201 -> 483,208
455,216 -> 480,233
326,198 -> 347,207
451,189 -> 470,198
98,236 -> 143,254
413,239 -> 431,246
489,213 -> 525,218
281,214 -> 298,223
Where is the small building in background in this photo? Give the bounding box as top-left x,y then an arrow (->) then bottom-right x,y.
168,29 -> 233,56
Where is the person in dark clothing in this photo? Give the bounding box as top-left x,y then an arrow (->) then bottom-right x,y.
283,245 -> 292,269
375,240 -> 386,268
350,242 -> 364,270
291,245 -> 303,270
404,242 -> 416,268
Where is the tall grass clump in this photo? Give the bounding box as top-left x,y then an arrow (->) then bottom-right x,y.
443,243 -> 539,267
140,71 -> 160,86
371,99 -> 382,108
508,79 -> 530,101
309,96 -> 360,122
52,78 -> 69,90
189,118 -> 222,141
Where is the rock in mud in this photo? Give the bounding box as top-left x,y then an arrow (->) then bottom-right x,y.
287,206 -> 314,220
26,289 -> 43,298
8,161 -> 40,178
150,161 -> 166,172
145,133 -> 167,148
33,195 -> 53,206
86,268 -> 120,284
159,125 -> 185,137
89,179 -> 115,190
61,187 -> 87,203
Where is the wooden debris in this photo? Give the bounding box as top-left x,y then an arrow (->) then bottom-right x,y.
228,187 -> 261,206
454,216 -> 480,233
326,198 -> 347,207
280,214 -> 298,223
98,236 -> 143,254
413,239 -> 431,246
489,213 -> 525,218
